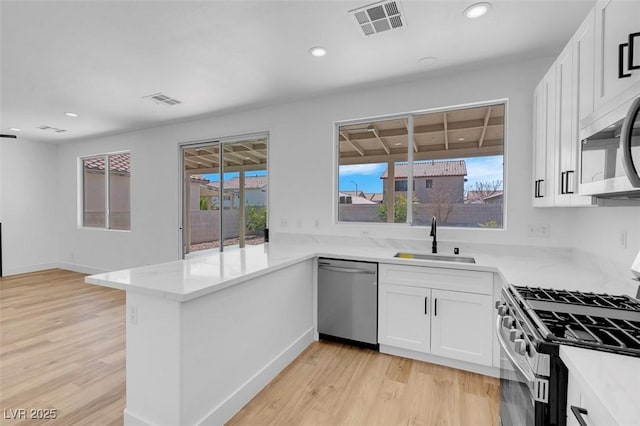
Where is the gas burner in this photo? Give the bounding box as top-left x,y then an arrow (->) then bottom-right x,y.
513,286 -> 640,311
508,285 -> 640,357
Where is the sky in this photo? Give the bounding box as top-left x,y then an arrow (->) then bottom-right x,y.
202,170 -> 267,182
338,156 -> 504,194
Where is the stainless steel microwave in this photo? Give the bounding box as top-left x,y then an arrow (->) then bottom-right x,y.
580,95 -> 640,199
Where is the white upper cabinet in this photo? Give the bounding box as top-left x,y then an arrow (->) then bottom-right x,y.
593,0 -> 640,114
555,41 -> 576,206
532,6 -> 601,208
575,8 -> 596,123
533,65 -> 556,207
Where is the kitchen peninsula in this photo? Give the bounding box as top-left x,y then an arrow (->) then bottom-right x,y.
86,237 -> 640,426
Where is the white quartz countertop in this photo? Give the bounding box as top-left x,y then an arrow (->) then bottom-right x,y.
560,345 -> 640,425
85,236 -> 637,301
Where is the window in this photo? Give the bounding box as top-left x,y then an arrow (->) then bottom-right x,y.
82,152 -> 131,230
337,102 -> 505,228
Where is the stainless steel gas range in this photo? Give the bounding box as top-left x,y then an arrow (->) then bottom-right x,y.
496,285 -> 640,426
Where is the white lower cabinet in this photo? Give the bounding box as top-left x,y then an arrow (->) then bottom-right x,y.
430,289 -> 493,365
378,263 -> 494,368
378,283 -> 430,353
566,369 -> 616,426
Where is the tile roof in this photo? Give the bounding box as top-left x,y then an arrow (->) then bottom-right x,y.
380,160 -> 467,179
83,153 -> 130,174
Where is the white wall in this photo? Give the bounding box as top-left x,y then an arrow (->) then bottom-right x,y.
53,56 -> 638,273
0,138 -> 59,275
570,206 -> 640,269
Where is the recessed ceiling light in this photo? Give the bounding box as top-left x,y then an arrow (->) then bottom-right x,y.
464,2 -> 492,19
9,127 -> 22,131
308,46 -> 327,57
394,142 -> 402,146
458,137 -> 465,141
417,56 -> 437,66
64,112 -> 79,117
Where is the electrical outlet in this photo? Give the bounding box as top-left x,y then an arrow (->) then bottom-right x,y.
281,219 -> 288,227
314,219 -> 319,228
527,224 -> 550,238
619,230 -> 628,249
128,305 -> 138,325
539,224 -> 550,238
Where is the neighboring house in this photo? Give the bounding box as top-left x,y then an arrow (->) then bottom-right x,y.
224,175 -> 268,206
465,190 -> 504,204
338,192 -> 376,204
380,160 -> 467,203
341,190 -> 367,199
366,193 -> 384,203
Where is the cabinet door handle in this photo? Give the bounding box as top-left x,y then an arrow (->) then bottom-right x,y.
566,170 -> 575,194
570,406 -> 589,426
561,172 -> 567,194
434,298 -> 438,316
538,179 -> 544,198
619,42 -> 632,78
629,32 -> 640,71
424,297 -> 428,315
534,180 -> 540,198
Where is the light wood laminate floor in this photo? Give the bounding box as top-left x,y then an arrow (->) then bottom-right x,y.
229,341 -> 500,426
0,269 -> 125,425
1,269 -> 499,426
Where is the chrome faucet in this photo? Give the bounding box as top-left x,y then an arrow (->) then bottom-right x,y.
430,216 -> 437,254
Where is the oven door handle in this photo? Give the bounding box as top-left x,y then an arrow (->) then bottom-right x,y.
496,316 -> 535,385
621,96 -> 640,188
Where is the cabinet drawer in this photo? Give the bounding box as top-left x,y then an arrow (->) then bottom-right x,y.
379,263 -> 492,295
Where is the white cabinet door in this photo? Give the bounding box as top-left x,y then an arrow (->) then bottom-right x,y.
555,41 -> 575,207
533,65 -> 556,207
378,283 -> 430,353
430,289 -> 493,366
566,370 -> 617,426
594,0 -> 640,112
575,8 -> 596,124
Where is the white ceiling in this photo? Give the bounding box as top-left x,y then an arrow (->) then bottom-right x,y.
0,0 -> 595,143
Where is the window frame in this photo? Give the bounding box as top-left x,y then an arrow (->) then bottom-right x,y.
334,99 -> 508,230
79,150 -> 131,231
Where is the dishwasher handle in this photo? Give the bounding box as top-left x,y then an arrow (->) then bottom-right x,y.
318,264 -> 376,274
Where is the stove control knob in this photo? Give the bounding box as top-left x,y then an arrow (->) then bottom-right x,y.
509,329 -> 522,342
514,339 -> 528,356
498,305 -> 510,316
501,316 -> 513,328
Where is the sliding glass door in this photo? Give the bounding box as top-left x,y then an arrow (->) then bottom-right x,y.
181,133 -> 268,256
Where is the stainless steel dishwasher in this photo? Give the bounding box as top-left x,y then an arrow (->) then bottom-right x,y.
317,258 -> 378,349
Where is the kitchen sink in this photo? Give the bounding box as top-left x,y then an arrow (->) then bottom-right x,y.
394,252 -> 476,264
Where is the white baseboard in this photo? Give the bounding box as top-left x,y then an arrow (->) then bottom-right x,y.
56,262 -> 109,275
380,344 -> 500,378
124,408 -> 157,426
1,262 -> 109,277
2,262 -> 59,277
197,327 -> 314,426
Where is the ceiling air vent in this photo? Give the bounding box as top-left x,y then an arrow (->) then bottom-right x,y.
350,1 -> 404,36
143,92 -> 182,106
37,125 -> 67,133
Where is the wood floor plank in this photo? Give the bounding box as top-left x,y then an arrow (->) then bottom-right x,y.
0,269 -> 125,426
